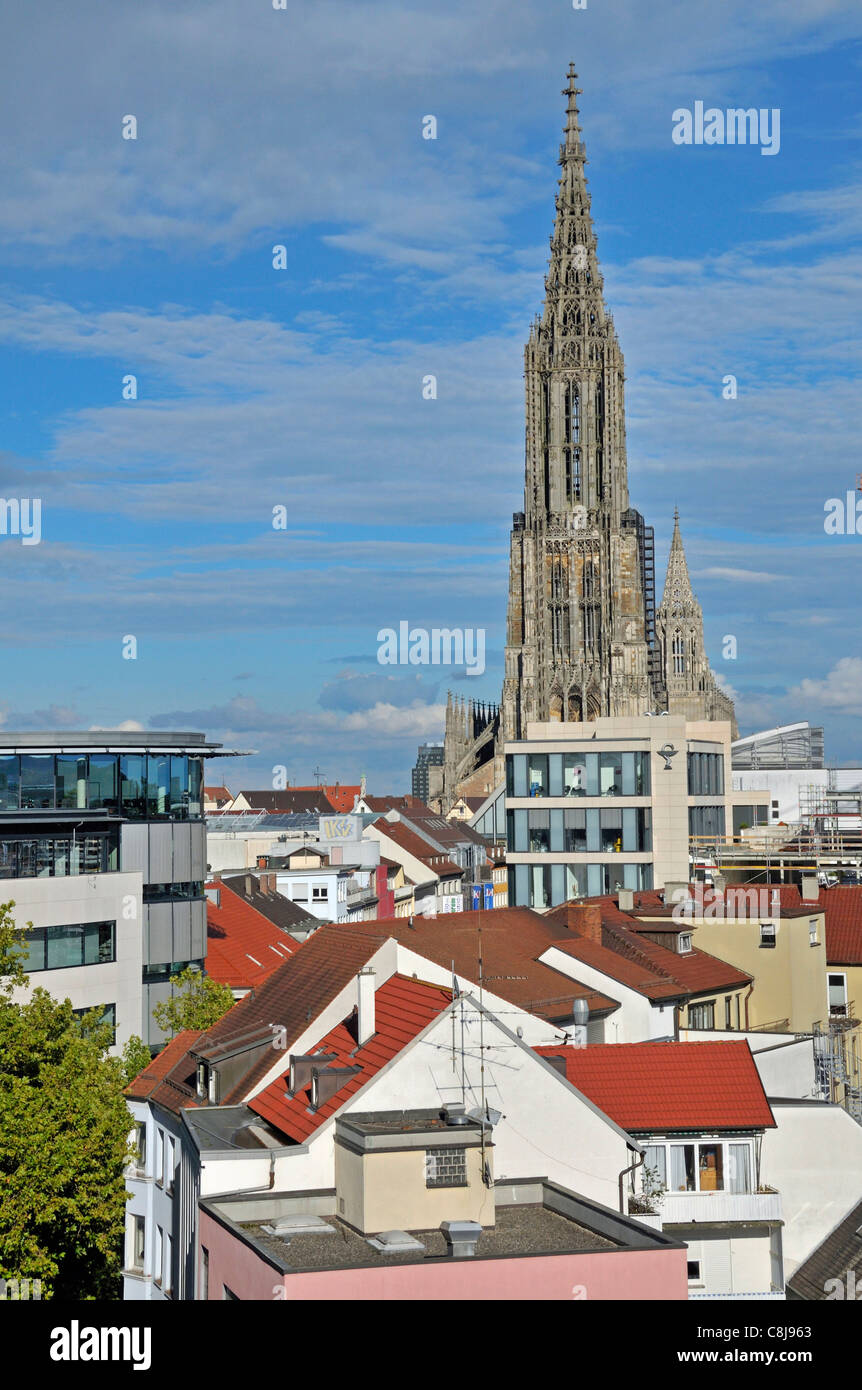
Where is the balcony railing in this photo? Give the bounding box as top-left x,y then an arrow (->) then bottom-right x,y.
657,1190 -> 782,1225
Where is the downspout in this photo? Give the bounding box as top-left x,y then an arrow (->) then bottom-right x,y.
618,1148 -> 645,1215
744,982 -> 754,1031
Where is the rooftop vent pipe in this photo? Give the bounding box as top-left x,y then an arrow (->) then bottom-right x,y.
441,1220 -> 481,1258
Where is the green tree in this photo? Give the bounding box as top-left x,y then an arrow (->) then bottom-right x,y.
120,1034 -> 153,1086
0,900 -> 134,1300
152,965 -> 234,1037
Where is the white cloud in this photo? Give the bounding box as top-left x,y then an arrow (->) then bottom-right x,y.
790,657 -> 862,715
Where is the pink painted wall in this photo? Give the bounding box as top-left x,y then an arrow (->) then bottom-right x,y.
200,1211 -> 688,1301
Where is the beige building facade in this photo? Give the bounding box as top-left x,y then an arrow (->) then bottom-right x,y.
506,714 -> 767,909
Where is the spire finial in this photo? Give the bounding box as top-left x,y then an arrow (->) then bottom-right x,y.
561,61 -> 584,156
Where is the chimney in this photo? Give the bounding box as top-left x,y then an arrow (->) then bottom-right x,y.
566,902 -> 602,943
663,881 -> 690,909
357,967 -> 376,1046
801,874 -> 819,903
618,888 -> 634,912
245,874 -> 253,897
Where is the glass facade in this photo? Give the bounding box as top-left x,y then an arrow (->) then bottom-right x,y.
507,807 -> 652,855
507,751 -> 650,799
508,860 -> 653,909
22,921 -> 115,971
687,751 -> 724,796
0,753 -> 204,818
0,830 -> 118,879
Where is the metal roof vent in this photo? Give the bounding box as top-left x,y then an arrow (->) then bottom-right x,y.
441,1220 -> 482,1258
366,1230 -> 425,1254
441,1103 -> 469,1127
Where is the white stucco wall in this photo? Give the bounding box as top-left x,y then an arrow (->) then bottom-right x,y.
760,1101 -> 862,1277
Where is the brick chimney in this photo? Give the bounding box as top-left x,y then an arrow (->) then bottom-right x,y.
566,903 -> 603,943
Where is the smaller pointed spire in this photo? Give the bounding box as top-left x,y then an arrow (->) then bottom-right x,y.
660,511 -> 696,611
562,62 -> 584,158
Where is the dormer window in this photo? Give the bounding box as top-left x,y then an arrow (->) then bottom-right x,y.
196,1062 -> 206,1099
678,932 -> 692,954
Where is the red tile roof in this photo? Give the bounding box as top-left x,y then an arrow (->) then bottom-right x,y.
143,926 -> 384,1114
545,898 -> 753,1001
328,908 -> 619,1019
535,1041 -> 775,1131
206,880 -> 297,991
291,784 -> 362,813
768,884 -> 862,965
249,975 -> 451,1140
373,820 -> 463,878
124,1028 -> 205,1107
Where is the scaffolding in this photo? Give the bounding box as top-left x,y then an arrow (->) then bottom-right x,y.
813,1013 -> 862,1125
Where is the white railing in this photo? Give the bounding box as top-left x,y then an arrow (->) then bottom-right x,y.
660,1190 -> 782,1224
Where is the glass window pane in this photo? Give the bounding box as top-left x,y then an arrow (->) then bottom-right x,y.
600,751 -> 623,795
728,1144 -> 751,1194
20,756 -> 55,809
22,930 -> 46,971
528,754 -> 548,796
147,756 -> 170,817
512,755 -> 528,798
47,924 -> 84,968
642,1144 -> 667,1191
621,752 -> 635,796
56,756 -> 88,810
563,755 -> 587,796
550,862 -> 565,906
171,756 -> 188,818
549,808 -> 564,853
698,1143 -> 724,1191
585,753 -> 599,796
0,756 -> 20,810
548,754 -> 563,798
121,756 -> 147,819
586,809 -> 600,853
89,756 -> 118,812
188,758 -> 203,818
670,1144 -> 696,1191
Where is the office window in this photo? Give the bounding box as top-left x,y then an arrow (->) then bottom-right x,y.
312,885 -> 328,901
170,755 -> 189,818
599,751 -> 623,796
760,922 -> 776,949
687,1260 -> 701,1282
22,922 -> 116,972
163,1232 -> 173,1296
670,1144 -> 696,1192
0,756 -> 20,811
688,1001 -> 715,1030
72,1003 -> 116,1044
528,809 -> 550,852
56,756 -> 87,810
120,756 -> 147,819
20,755 -> 55,809
188,758 -> 203,818
528,754 -> 548,796
88,756 -> 118,812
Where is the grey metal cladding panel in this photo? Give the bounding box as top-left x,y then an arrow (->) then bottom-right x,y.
120,823 -> 149,878
172,901 -> 192,963
145,981 -> 173,1046
172,822 -> 192,882
190,822 -> 206,880
149,823 -> 173,883
147,904 -> 173,964
189,898 -> 206,960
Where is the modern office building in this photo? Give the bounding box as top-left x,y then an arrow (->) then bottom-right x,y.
411,742 -> 445,805
0,730 -> 240,1046
505,715 -> 768,910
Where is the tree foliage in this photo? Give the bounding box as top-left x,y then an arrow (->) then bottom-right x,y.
151,965 -> 234,1037
0,900 -> 133,1300
120,1035 -> 153,1087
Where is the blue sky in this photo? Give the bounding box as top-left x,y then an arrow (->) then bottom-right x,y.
1,0 -> 861,791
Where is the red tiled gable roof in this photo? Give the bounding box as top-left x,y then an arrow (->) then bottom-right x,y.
363,795 -> 431,814
289,784 -> 361,813
248,975 -> 451,1141
330,908 -> 619,1020
145,926 -> 384,1114
535,1041 -> 775,1132
545,897 -> 752,1001
124,1028 -> 204,1107
205,785 -> 232,801
374,820 -> 462,878
206,880 -> 296,991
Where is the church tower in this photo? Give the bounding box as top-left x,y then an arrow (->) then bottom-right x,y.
655,510 -> 738,737
500,63 -> 652,741
441,65 -> 736,807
